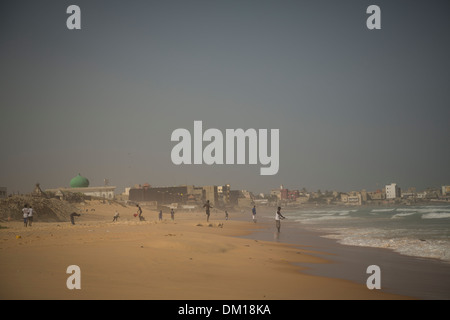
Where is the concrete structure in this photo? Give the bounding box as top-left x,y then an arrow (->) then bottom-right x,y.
442,186 -> 450,196
386,183 -> 401,199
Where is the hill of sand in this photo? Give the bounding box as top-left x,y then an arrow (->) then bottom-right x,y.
0,195 -> 81,222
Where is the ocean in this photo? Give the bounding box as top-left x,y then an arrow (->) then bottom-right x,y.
282,204 -> 450,263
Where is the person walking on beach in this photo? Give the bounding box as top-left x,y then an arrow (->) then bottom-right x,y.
27,206 -> 34,227
225,210 -> 228,220
203,200 -> 213,222
22,204 -> 29,227
170,208 -> 175,221
113,210 -> 120,222
275,206 -> 286,232
159,210 -> 163,221
252,205 -> 257,223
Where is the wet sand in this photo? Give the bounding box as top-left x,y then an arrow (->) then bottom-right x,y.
242,213 -> 450,300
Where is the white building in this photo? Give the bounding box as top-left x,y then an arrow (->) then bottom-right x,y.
385,183 -> 401,199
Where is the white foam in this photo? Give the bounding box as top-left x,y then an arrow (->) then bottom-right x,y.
422,213 -> 450,219
397,207 -> 450,214
371,208 -> 395,212
297,215 -> 350,225
391,212 -> 417,219
320,228 -> 450,262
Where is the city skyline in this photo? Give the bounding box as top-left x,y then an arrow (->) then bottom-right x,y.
1,1 -> 449,195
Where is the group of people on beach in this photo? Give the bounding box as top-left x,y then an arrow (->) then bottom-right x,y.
202,200 -> 286,232
130,205 -> 176,222
250,205 -> 286,232
20,200 -> 286,232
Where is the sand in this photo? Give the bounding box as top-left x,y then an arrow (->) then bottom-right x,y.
0,200 -> 410,300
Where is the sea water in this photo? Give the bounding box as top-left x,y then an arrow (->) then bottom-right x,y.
282,204 -> 450,263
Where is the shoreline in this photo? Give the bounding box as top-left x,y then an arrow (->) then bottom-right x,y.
0,201 -> 411,300
239,208 -> 450,300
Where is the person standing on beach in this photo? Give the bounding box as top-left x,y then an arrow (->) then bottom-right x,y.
225,210 -> 228,220
159,210 -> 163,221
27,206 -> 34,227
113,210 -> 120,222
136,204 -> 143,219
203,200 -> 213,222
170,208 -> 175,221
275,206 -> 286,232
252,205 -> 257,223
22,204 -> 29,227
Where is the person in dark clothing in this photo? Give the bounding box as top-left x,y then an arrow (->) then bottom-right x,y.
70,212 -> 81,225
203,200 -> 213,222
136,204 -> 144,221
113,210 -> 120,222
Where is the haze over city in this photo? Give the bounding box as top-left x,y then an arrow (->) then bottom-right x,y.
1,1 -> 449,195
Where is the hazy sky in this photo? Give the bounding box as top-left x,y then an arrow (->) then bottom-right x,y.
1,0 -> 449,194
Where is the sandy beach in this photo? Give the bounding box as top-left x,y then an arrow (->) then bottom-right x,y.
0,200 -> 409,300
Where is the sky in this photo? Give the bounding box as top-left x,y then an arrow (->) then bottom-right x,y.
1,0 -> 449,194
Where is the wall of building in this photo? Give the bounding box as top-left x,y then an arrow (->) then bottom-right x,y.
386,183 -> 401,199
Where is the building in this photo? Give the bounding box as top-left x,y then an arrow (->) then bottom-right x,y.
46,173 -> 116,200
229,190 -> 241,206
202,185 -> 218,206
287,190 -> 300,201
129,186 -> 188,204
368,190 -> 385,200
128,184 -> 221,206
0,187 -> 6,199
280,188 -> 289,200
217,184 -> 231,204
341,191 -> 362,206
442,186 -> 450,196
341,192 -> 362,205
385,183 -> 401,199
270,189 -> 281,200
295,195 -> 309,204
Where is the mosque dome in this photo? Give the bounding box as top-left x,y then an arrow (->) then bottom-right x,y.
70,174 -> 90,188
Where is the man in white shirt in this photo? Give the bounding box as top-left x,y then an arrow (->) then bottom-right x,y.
22,204 -> 29,227
275,206 -> 286,232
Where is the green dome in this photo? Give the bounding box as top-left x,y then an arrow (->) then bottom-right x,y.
70,174 -> 90,188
